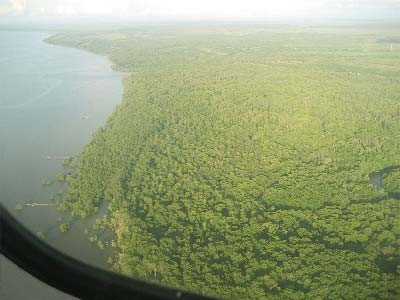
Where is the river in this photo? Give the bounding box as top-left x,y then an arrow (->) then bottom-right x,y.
0,30 -> 123,287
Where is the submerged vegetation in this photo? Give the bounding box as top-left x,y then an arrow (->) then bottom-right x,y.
59,222 -> 70,233
48,24 -> 400,299
36,231 -> 46,239
41,179 -> 54,187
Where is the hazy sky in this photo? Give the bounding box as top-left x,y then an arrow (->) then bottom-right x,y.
0,0 -> 399,19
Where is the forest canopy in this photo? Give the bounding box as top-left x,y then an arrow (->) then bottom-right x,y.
47,23 -> 400,299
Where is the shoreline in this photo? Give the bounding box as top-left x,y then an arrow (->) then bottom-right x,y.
0,30 -> 123,270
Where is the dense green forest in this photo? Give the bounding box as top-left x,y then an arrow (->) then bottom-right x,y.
47,23 -> 400,299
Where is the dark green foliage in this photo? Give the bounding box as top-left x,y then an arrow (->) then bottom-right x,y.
50,24 -> 400,299
383,170 -> 400,195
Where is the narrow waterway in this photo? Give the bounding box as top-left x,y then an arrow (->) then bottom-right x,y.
369,166 -> 400,190
368,165 -> 400,201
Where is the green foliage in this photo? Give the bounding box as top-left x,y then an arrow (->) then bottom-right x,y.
56,173 -> 66,182
59,223 -> 70,233
51,24 -> 400,299
62,157 -> 73,168
382,170 -> 400,195
92,216 -> 108,231
36,232 -> 45,239
69,161 -> 78,169
41,179 -> 53,186
97,240 -> 105,250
